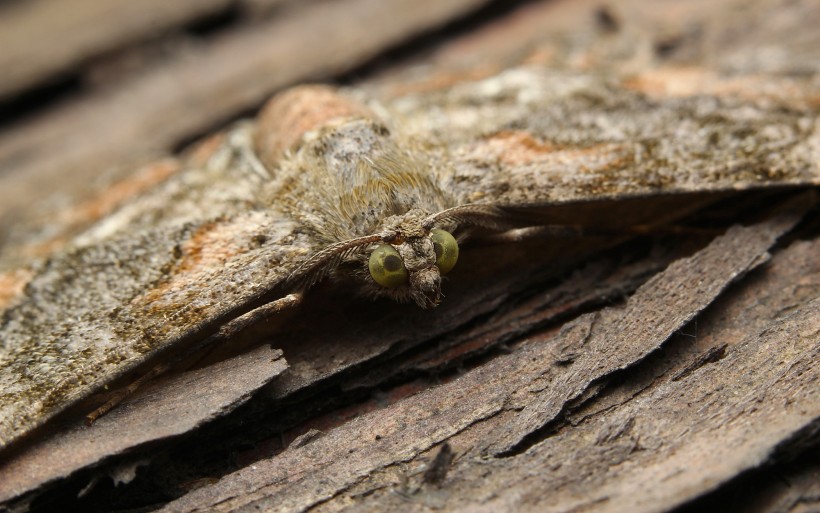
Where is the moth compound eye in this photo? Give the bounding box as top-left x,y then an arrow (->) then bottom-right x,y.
369,245 -> 408,288
430,229 -> 458,274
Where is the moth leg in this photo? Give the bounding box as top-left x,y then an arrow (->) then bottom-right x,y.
85,360 -> 172,425
469,224 -> 720,245
85,293 -> 303,425
466,225 -> 593,245
211,292 -> 303,342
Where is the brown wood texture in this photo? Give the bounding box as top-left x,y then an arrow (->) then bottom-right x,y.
0,0 -> 235,99
0,0 -> 818,511
0,346 -> 287,501
0,0 -> 492,220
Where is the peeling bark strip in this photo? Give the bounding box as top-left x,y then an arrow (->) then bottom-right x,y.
0,346 -> 287,502
423,268 -> 820,513
2,68 -> 816,453
483,207 -> 807,456
155,212 -> 811,513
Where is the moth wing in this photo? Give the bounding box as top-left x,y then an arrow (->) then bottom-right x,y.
0,126 -> 317,449
387,70 -> 819,212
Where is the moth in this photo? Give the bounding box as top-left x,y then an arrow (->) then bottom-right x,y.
269,111 -> 504,310
0,68 -> 817,451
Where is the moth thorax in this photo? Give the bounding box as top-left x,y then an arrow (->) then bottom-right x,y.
398,238 -> 437,272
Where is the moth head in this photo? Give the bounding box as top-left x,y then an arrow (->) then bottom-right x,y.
288,204 -> 504,309
368,228 -> 459,309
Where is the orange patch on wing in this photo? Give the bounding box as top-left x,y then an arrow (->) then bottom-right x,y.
462,131 -> 631,201
479,130 -> 560,166
175,220 -> 250,275
0,268 -> 35,310
135,212 -> 271,311
185,132 -> 227,168
623,66 -> 818,107
382,66 -> 500,97
67,159 -> 181,225
20,159 -> 182,259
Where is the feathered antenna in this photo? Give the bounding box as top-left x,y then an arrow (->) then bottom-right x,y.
424,204 -> 514,231
286,204 -> 514,294
286,233 -> 388,290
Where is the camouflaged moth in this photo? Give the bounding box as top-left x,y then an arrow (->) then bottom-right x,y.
269,114 -> 507,310
1,68 -> 818,450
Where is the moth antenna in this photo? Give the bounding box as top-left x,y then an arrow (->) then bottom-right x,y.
425,204 -> 513,231
286,233 -> 386,290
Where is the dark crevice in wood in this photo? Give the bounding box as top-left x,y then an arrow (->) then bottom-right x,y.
670,343 -> 728,382
183,2 -> 243,38
0,1 -> 243,135
0,74 -> 83,134
492,361 -> 640,458
172,0 -> 545,154
778,199 -> 820,248
337,0 -> 544,85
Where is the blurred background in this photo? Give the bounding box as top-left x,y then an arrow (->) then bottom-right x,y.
1,0 -> 817,227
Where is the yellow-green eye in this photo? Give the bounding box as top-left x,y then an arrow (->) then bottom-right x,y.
368,244 -> 408,288
431,229 -> 458,274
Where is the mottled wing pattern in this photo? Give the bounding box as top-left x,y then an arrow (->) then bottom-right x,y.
0,126 -> 315,448
384,70 -> 819,207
